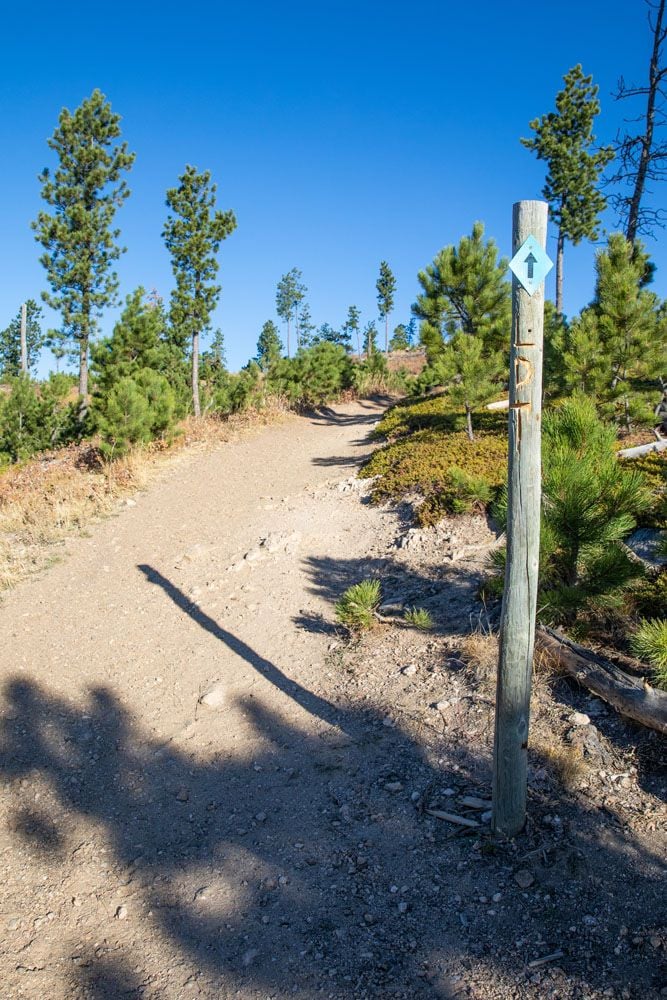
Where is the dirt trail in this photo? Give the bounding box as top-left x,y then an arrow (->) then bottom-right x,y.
0,400 -> 665,1000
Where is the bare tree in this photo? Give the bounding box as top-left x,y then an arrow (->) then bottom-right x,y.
608,0 -> 667,242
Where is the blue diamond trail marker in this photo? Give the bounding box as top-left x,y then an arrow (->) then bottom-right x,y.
509,235 -> 553,296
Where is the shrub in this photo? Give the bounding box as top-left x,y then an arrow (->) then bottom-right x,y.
491,395 -> 652,625
335,579 -> 381,631
403,607 -> 433,630
93,369 -> 177,458
630,619 -> 667,689
361,426 -> 507,526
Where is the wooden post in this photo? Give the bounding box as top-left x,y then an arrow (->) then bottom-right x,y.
492,200 -> 548,838
20,303 -> 28,375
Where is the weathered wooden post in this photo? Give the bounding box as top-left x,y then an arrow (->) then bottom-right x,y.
492,200 -> 551,838
20,303 -> 28,375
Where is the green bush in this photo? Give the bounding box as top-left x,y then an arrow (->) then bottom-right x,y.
93,370 -> 177,457
630,619 -> 667,689
361,426 -> 507,526
0,374 -> 78,463
267,342 -> 353,408
335,579 -> 381,631
491,395 -> 652,625
403,607 -> 433,630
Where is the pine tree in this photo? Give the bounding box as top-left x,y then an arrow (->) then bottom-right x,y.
163,166 -> 236,417
0,301 -> 45,377
296,302 -> 316,349
344,305 -> 361,356
376,261 -> 396,353
91,287 -> 169,395
314,323 -> 352,351
276,268 -> 305,356
431,333 -> 503,441
589,235 -> 663,429
389,323 -> 410,351
32,89 -> 135,407
413,222 -> 510,360
256,320 -> 283,371
363,321 -> 379,356
521,65 -> 614,313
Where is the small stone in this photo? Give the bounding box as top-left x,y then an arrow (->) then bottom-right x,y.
72,897 -> 83,908
6,917 -> 19,931
175,787 -> 190,802
582,915 -> 597,926
199,683 -> 226,710
382,716 -> 396,728
255,812 -> 267,823
194,887 -> 210,902
263,878 -> 278,891
410,791 -> 421,802
649,935 -> 661,949
384,781 -> 403,793
115,905 -> 128,920
481,810 -> 492,824
435,701 -> 450,711
363,913 -> 376,924
242,947 -> 259,967
401,664 -> 417,677
569,711 -> 591,727
124,498 -> 137,508
398,901 -> 408,914
492,893 -> 502,903
514,870 -> 535,889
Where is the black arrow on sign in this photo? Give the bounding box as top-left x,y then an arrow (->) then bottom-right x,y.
524,251 -> 537,280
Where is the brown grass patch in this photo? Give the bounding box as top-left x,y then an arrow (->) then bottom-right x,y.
531,733 -> 587,790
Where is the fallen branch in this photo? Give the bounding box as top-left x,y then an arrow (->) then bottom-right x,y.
425,808 -> 480,828
486,398 -> 509,411
527,950 -> 564,969
536,626 -> 667,735
617,438 -> 667,459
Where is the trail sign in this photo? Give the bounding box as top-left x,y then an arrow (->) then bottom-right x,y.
509,235 -> 553,296
493,201 -> 548,839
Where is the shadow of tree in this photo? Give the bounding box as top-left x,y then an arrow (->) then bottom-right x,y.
1,569 -> 665,998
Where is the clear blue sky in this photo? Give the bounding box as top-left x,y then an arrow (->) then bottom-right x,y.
1,0 -> 662,374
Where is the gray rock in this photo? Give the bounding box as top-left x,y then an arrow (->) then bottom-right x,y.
200,683 -> 226,710
569,711 -> 591,727
401,664 -> 417,676
115,905 -> 128,920
625,528 -> 667,569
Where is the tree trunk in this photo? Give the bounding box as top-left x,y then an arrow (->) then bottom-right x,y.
20,303 -> 28,375
465,404 -> 474,442
78,337 -> 89,423
537,626 -> 667,735
627,0 -> 665,244
555,229 -> 565,315
385,315 -> 389,354
192,331 -> 201,418
287,317 -> 291,359
357,330 -> 361,358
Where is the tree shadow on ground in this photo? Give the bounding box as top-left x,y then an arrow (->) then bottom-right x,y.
1,570 -> 665,998
307,400 -> 389,429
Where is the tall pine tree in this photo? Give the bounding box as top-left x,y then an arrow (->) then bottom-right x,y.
163,166 -> 236,417
276,268 -> 305,356
376,261 -> 396,353
521,65 -> 614,314
33,89 -> 135,406
344,305 -> 361,356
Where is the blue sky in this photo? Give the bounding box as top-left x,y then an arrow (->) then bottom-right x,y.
1,1 -> 662,374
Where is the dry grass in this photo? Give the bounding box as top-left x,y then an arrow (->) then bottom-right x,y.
459,630 -> 499,693
0,403 -> 292,594
531,732 -> 587,790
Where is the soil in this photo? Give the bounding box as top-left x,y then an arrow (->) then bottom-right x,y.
0,398 -> 665,1000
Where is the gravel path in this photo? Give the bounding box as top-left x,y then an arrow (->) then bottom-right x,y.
0,399 -> 664,1000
